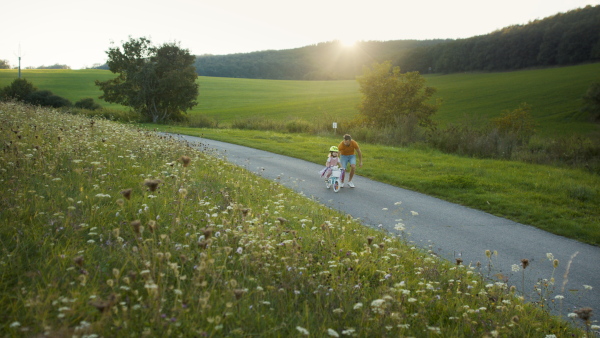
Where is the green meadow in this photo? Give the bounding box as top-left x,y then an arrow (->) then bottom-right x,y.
1,62 -> 599,137
0,102 -> 589,336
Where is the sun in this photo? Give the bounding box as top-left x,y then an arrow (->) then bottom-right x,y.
339,39 -> 357,48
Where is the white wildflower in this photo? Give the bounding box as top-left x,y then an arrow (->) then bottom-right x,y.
296,326 -> 309,336
327,328 -> 339,337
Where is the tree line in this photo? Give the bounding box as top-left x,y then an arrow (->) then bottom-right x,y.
195,40 -> 447,80
194,5 -> 599,79
400,5 -> 600,73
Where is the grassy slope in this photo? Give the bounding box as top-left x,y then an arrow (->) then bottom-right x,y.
0,102 -> 584,336
426,64 -> 600,137
2,62 -> 600,136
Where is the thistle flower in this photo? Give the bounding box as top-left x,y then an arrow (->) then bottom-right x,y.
367,236 -> 374,245
73,255 -> 84,267
120,188 -> 132,200
553,259 -> 559,268
180,156 -> 191,167
485,250 -> 492,258
241,208 -> 250,217
89,294 -> 118,313
131,220 -> 141,234
127,271 -> 138,282
574,307 -> 593,322
456,258 -> 463,265
233,289 -> 246,300
521,259 -> 529,269
277,217 -> 288,225
148,220 -> 157,233
144,179 -> 162,192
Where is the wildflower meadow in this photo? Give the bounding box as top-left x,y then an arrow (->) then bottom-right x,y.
0,102 -> 592,337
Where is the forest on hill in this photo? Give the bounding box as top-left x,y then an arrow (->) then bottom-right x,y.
194,5 -> 600,80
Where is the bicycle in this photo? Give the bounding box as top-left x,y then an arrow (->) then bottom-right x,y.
325,167 -> 345,193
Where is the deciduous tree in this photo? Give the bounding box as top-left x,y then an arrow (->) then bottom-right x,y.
95,37 -> 199,123
582,81 -> 600,121
0,59 -> 10,69
356,61 -> 439,129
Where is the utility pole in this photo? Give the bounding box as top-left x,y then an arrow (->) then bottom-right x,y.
14,44 -> 23,78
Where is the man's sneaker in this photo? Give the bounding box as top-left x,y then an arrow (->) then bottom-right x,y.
348,181 -> 355,188
340,182 -> 344,188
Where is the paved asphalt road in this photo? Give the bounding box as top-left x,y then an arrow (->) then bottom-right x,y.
171,133 -> 599,317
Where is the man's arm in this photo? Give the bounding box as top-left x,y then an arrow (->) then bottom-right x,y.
356,147 -> 363,167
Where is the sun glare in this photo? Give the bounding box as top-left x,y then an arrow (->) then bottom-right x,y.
339,39 -> 357,48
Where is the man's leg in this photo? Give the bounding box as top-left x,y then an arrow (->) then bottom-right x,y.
348,164 -> 356,181
340,156 -> 349,183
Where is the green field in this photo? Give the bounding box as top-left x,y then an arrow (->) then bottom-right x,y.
2,63 -> 599,137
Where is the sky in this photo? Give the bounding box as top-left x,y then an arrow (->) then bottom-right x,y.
2,0 -> 599,70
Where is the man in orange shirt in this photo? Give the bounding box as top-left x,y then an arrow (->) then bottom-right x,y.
338,134 -> 363,188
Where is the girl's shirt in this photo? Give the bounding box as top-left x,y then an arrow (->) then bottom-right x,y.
327,156 -> 340,167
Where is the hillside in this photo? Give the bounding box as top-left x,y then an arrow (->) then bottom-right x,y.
2,63 -> 599,138
194,5 -> 600,80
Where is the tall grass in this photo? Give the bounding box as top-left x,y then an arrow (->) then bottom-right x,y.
0,102 -> 589,336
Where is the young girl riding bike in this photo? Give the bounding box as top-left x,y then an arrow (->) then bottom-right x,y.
319,146 -> 341,180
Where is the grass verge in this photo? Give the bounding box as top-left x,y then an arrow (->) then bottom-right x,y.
150,126 -> 600,247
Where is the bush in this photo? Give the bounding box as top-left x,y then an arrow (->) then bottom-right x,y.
231,116 -> 284,131
187,114 -> 217,128
62,107 -> 141,122
581,81 -> 600,121
285,119 -> 311,133
491,103 -> 537,145
25,90 -> 72,108
74,98 -> 101,110
0,78 -> 37,101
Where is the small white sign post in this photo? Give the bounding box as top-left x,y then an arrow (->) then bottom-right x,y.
332,122 -> 337,134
